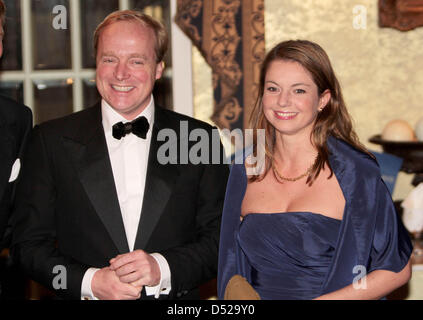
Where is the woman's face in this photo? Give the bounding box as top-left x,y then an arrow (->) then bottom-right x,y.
262,59 -> 330,139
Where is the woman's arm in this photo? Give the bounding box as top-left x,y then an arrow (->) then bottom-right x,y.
315,260 -> 412,300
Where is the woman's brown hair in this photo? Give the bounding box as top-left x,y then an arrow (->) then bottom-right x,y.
249,40 -> 372,185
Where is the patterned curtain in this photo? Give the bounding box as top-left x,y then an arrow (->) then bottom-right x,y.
175,0 -> 265,131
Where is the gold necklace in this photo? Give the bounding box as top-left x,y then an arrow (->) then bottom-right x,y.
272,156 -> 317,182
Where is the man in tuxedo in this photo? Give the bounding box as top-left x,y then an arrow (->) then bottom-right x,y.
11,10 -> 229,300
0,0 -> 32,296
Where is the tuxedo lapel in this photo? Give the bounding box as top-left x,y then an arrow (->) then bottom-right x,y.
134,107 -> 180,250
62,105 -> 129,253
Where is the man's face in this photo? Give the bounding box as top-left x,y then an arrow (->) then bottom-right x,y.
96,20 -> 164,120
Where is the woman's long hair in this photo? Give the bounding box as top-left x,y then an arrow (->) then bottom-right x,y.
249,40 -> 372,185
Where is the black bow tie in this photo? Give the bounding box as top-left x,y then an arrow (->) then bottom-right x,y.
112,116 -> 150,140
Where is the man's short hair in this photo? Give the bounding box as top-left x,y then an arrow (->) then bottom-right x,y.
94,10 -> 168,63
0,0 -> 6,26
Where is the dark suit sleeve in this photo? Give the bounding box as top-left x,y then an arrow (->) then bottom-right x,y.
0,104 -> 32,247
10,126 -> 89,299
160,130 -> 229,298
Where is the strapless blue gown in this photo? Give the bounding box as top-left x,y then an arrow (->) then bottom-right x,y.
238,212 -> 341,300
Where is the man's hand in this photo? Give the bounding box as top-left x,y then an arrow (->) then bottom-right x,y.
109,250 -> 161,288
91,266 -> 142,300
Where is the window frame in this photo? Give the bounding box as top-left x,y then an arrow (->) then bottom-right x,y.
0,0 -> 194,118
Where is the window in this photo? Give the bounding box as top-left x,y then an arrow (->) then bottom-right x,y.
0,0 -> 193,124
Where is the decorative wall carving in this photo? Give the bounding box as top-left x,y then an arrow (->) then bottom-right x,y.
176,0 -> 265,130
379,0 -> 423,31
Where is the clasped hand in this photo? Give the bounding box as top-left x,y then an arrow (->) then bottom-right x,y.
91,249 -> 161,300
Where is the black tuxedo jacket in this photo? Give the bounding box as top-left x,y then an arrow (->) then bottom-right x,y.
11,104 -> 229,299
0,95 -> 32,249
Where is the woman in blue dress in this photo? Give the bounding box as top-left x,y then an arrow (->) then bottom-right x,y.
217,40 -> 412,300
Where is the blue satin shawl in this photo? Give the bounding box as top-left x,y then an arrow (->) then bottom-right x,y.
217,136 -> 412,299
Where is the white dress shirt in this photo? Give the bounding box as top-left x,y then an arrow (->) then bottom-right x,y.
81,96 -> 171,300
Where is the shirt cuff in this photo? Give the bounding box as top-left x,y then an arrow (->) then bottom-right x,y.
81,267 -> 100,300
145,253 -> 171,298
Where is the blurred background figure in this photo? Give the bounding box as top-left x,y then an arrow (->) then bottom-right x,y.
0,0 -> 32,300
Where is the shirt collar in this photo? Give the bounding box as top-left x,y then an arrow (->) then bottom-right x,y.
101,95 -> 155,134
